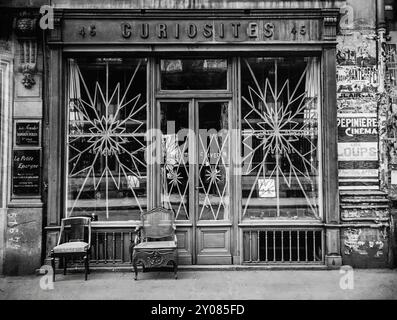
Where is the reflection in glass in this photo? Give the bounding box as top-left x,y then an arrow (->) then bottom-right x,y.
198,102 -> 229,220
160,59 -> 227,90
67,58 -> 147,221
160,102 -> 190,220
241,57 -> 320,220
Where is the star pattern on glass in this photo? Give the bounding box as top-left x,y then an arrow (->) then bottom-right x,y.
167,169 -> 183,187
161,136 -> 190,220
68,60 -> 147,218
198,131 -> 229,220
241,58 -> 319,217
205,167 -> 221,184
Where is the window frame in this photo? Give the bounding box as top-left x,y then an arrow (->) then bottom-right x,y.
237,54 -> 324,222
63,56 -> 150,221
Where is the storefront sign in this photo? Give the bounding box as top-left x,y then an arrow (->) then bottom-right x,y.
337,142 -> 378,161
62,19 -> 320,43
12,149 -> 41,196
15,121 -> 40,146
337,113 -> 378,142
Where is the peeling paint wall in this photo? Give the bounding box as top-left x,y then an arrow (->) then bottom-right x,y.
337,0 -> 392,268
342,227 -> 389,267
4,208 -> 42,275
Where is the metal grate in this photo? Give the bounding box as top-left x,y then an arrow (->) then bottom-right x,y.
243,228 -> 324,264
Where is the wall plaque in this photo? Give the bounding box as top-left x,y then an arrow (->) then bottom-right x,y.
15,121 -> 40,146
12,149 -> 41,196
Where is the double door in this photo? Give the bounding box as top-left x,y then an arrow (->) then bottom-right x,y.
158,99 -> 233,264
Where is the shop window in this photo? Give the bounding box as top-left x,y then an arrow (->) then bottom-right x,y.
160,58 -> 227,90
241,57 -> 321,220
67,57 -> 147,221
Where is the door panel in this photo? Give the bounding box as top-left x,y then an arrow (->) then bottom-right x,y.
196,228 -> 231,265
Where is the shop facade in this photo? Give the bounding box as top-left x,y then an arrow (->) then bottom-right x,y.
1,0 -> 396,275
45,5 -> 342,267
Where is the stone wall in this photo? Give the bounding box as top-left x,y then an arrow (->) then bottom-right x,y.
1,9 -> 44,275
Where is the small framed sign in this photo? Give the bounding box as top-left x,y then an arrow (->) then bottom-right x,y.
14,120 -> 40,146
12,149 -> 41,196
258,178 -> 276,198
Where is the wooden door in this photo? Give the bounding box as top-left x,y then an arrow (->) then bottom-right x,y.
159,99 -> 232,264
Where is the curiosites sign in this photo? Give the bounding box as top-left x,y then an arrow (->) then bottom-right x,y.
61,19 -> 319,43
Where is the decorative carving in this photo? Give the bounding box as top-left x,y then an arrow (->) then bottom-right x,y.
133,249 -> 177,268
323,15 -> 338,41
15,11 -> 37,37
14,11 -> 38,89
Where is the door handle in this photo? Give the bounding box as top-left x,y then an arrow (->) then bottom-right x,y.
195,186 -> 205,190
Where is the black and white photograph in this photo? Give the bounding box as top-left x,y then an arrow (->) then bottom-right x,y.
0,0 -> 396,312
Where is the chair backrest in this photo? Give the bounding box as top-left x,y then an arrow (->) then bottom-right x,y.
59,217 -> 91,245
141,207 -> 175,240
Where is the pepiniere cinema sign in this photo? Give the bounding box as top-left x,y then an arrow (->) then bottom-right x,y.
60,18 -> 321,43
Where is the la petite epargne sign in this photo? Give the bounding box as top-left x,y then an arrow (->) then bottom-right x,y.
337,113 -> 378,142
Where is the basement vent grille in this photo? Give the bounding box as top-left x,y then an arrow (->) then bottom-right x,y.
243,228 -> 324,264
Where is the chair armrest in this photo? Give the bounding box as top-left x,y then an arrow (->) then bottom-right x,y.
174,234 -> 178,245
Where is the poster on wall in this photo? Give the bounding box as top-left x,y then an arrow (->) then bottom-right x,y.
337,113 -> 378,142
258,178 -> 276,198
338,169 -> 378,177
12,149 -> 41,196
337,142 -> 378,161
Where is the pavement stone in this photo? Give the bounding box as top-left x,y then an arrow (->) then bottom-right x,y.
0,269 -> 396,300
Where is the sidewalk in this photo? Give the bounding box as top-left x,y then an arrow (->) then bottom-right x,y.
1,269 -> 396,300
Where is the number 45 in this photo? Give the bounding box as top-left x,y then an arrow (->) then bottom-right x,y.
291,25 -> 306,36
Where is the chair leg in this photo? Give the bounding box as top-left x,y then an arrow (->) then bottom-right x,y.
84,255 -> 88,281
173,261 -> 178,280
87,254 -> 90,274
50,253 -> 56,283
63,257 -> 67,275
133,262 -> 138,280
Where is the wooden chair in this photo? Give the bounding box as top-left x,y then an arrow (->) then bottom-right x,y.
132,207 -> 178,280
50,216 -> 92,281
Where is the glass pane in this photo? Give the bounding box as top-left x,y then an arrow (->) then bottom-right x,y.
198,102 -> 229,220
160,102 -> 190,220
67,57 -> 147,221
241,57 -> 320,220
160,59 -> 227,90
